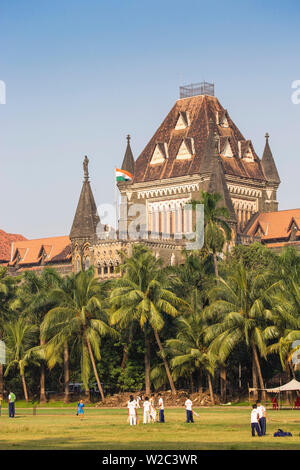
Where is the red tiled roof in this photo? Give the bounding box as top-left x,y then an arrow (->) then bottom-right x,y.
0,230 -> 27,262
246,209 -> 300,241
10,235 -> 71,266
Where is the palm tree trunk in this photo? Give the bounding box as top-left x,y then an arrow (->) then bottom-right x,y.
220,365 -> 226,402
0,364 -> 3,399
21,373 -> 29,402
121,344 -> 128,369
190,373 -> 194,393
207,373 -> 215,405
64,343 -> 70,403
153,327 -> 177,395
252,341 -> 266,401
40,338 -> 46,403
85,334 -> 105,402
144,332 -> 151,395
252,359 -> 258,400
213,252 -> 219,277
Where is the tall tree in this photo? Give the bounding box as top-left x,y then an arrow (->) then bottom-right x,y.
41,268 -> 117,401
110,244 -> 187,395
166,313 -> 216,404
12,268 -> 62,402
4,317 -> 38,402
205,262 -> 271,400
190,191 -> 232,277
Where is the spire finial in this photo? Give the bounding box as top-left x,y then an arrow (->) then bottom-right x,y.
265,132 -> 269,142
83,155 -> 89,180
127,134 -> 131,144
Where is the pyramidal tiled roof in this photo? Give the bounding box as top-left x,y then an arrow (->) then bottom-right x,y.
121,135 -> 135,176
261,133 -> 280,184
133,94 -> 267,183
70,157 -> 100,240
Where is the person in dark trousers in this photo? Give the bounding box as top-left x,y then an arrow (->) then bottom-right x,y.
251,404 -> 261,437
8,392 -> 16,418
185,395 -> 194,423
158,393 -> 165,423
256,399 -> 267,435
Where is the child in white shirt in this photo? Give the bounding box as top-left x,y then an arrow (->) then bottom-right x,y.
185,395 -> 194,423
251,404 -> 261,436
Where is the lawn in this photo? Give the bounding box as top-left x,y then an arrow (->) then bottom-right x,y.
0,406 -> 299,450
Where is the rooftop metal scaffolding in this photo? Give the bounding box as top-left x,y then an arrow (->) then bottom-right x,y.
179,81 -> 215,98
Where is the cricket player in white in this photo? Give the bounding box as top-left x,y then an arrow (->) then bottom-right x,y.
143,396 -> 151,424
127,395 -> 137,426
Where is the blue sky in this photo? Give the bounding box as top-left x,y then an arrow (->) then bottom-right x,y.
0,0 -> 300,238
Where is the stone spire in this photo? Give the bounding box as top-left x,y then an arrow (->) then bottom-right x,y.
70,156 -> 100,240
261,133 -> 280,184
202,119 -> 236,222
200,118 -> 217,174
121,134 -> 135,176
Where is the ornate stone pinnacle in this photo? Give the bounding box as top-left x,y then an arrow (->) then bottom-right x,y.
83,155 -> 89,180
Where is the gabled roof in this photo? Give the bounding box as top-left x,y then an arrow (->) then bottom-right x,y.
10,235 -> 71,266
133,94 -> 267,183
0,230 -> 27,263
245,209 -> 300,241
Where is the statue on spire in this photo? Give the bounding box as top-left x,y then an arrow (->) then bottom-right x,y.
83,155 -> 89,180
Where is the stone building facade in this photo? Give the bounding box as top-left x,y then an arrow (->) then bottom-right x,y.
70,86 -> 282,277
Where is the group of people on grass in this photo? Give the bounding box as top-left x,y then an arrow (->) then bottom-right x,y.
127,393 -> 196,426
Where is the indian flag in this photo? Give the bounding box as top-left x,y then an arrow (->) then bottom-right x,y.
116,168 -> 133,182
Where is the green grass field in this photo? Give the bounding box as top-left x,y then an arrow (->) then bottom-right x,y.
0,406 -> 299,450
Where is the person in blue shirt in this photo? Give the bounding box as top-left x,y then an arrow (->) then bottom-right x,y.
77,400 -> 84,419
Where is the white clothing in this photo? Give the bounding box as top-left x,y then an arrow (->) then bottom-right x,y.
127,400 -> 137,416
143,400 -> 150,412
143,400 -> 151,424
158,397 -> 164,410
185,399 -> 193,411
129,415 -> 136,426
251,408 -> 259,423
257,405 -> 266,419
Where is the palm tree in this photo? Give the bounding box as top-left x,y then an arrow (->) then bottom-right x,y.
265,271 -> 300,378
166,313 -> 216,404
12,268 -> 62,402
190,191 -> 232,277
205,262 -> 271,400
110,244 -> 187,395
0,267 -> 20,398
4,317 -> 38,402
41,268 -> 117,401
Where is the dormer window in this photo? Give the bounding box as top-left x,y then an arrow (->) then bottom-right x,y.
175,111 -> 189,130
176,138 -> 193,160
221,138 -> 233,158
150,143 -> 167,165
219,111 -> 229,128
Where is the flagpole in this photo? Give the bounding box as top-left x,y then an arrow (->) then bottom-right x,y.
114,167 -> 118,235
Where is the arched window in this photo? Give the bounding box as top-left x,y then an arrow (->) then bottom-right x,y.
97,263 -> 101,276
85,256 -> 90,270
76,257 -> 81,273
